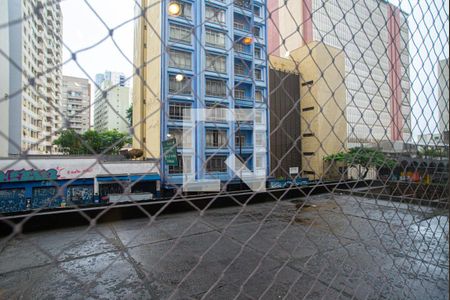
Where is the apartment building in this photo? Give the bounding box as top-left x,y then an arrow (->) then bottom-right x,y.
61,76 -> 91,133
268,0 -> 412,147
0,0 -> 63,156
437,59 -> 449,141
94,80 -> 130,133
133,0 -> 269,187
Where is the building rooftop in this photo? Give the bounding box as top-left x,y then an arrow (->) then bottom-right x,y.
0,194 -> 447,299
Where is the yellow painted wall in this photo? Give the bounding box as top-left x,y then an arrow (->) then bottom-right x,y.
132,0 -> 161,159
270,41 -> 347,179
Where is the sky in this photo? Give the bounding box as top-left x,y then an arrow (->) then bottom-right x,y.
61,0 -> 135,84
60,0 -> 449,138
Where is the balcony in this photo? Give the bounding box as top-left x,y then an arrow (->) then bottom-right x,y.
233,14 -> 251,33
233,41 -> 252,57
234,61 -> 252,80
234,0 -> 251,10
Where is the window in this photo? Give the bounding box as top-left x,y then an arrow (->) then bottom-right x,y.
170,2 -> 192,19
235,62 -> 250,76
234,88 -> 246,100
169,75 -> 192,95
169,155 -> 192,174
235,134 -> 245,147
253,27 -> 261,38
206,129 -> 228,148
255,132 -> 265,147
254,6 -> 261,17
205,6 -> 225,24
206,104 -> 227,122
254,47 -> 262,59
206,53 -> 226,73
233,42 -> 249,54
255,68 -> 262,80
255,90 -> 263,102
234,0 -> 251,10
169,102 -> 191,120
168,128 -> 192,147
255,154 -> 265,169
168,49 -> 192,70
206,79 -> 227,97
206,155 -> 227,172
233,18 -> 249,31
206,29 -> 226,48
169,24 -> 192,44
255,110 -> 264,124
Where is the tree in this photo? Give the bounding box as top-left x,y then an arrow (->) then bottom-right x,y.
54,129 -> 131,155
324,147 -> 397,179
53,129 -> 84,154
126,106 -> 133,126
418,146 -> 448,158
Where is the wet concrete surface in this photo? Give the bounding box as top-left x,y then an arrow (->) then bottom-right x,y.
0,194 -> 448,299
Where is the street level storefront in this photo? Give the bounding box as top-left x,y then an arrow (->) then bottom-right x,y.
0,157 -> 160,214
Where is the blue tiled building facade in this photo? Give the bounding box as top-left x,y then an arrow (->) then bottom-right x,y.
134,0 -> 269,187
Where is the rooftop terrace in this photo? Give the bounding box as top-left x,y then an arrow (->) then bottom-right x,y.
0,194 -> 448,299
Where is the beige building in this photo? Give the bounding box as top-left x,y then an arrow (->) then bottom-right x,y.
0,0 -> 63,156
94,80 -> 130,133
268,0 -> 411,147
61,76 -> 91,133
270,42 -> 347,179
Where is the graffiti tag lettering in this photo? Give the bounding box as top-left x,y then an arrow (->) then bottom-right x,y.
0,169 -> 58,183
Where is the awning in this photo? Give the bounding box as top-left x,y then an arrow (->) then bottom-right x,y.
96,174 -> 160,183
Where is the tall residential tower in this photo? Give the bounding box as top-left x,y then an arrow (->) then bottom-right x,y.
133,0 -> 269,187
268,0 -> 411,148
61,76 -> 91,133
94,80 -> 130,133
0,0 -> 63,156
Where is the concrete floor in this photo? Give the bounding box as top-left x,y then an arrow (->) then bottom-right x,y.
0,194 -> 448,299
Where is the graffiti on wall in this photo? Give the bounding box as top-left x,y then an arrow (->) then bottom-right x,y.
0,169 -> 58,183
66,185 -> 94,205
0,189 -> 27,213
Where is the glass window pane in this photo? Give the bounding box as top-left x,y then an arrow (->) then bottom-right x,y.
206,53 -> 227,73
168,49 -> 192,70
169,24 -> 192,44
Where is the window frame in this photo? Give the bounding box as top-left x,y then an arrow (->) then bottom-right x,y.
205,6 -> 226,25
206,29 -> 226,48
206,53 -> 227,73
205,78 -> 227,98
205,155 -> 228,172
168,49 -> 192,70
169,75 -> 192,96
169,23 -> 192,45
206,129 -> 228,148
169,102 -> 192,120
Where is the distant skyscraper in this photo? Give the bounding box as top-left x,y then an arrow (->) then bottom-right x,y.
94,80 -> 130,133
95,71 -> 128,88
61,76 -> 91,134
268,0 -> 412,147
0,0 -> 63,156
437,59 -> 449,140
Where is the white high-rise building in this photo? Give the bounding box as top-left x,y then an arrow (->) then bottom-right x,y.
0,0 -> 63,156
62,76 -> 91,134
437,59 -> 449,140
95,71 -> 128,88
268,0 -> 412,147
94,80 -> 130,133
